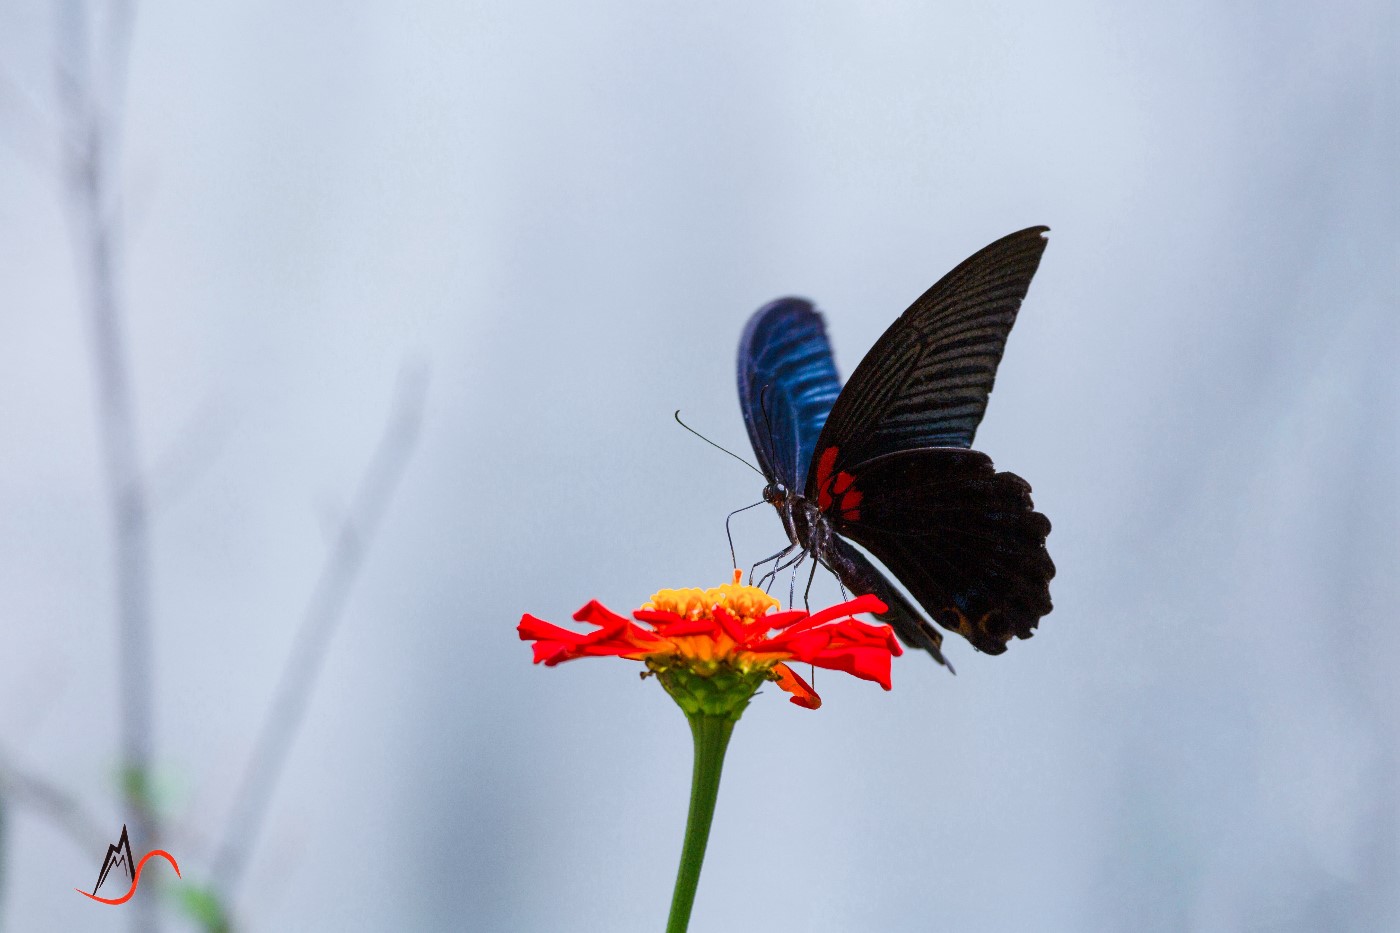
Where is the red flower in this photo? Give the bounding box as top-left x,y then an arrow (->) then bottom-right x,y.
518,571 -> 901,709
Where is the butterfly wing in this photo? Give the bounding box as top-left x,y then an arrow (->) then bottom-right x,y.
737,300 -> 957,665
804,227 -> 1054,654
737,298 -> 843,491
827,448 -> 1054,654
808,226 -> 1049,480
826,536 -> 952,668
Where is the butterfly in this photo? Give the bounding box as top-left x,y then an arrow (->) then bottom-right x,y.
737,226 -> 1055,668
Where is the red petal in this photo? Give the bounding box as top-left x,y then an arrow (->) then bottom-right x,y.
631,608 -> 700,631
634,613 -> 717,637
573,600 -> 635,628
713,607 -> 746,642
518,614 -> 587,646
529,638 -> 574,661
520,610 -> 664,666
758,609 -> 810,632
772,663 -> 822,709
837,618 -> 904,655
810,646 -> 895,690
799,594 -> 887,629
759,628 -> 834,658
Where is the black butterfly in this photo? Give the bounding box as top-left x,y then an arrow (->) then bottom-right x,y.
737,226 -> 1055,668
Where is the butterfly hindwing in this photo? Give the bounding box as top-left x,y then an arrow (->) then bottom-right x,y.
823,447 -> 1054,654
826,536 -> 951,668
807,226 -> 1049,491
737,298 -> 842,492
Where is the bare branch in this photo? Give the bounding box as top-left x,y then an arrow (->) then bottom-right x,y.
0,752 -> 108,855
209,366 -> 427,900
0,67 -> 65,171
144,396 -> 234,512
53,3 -> 154,930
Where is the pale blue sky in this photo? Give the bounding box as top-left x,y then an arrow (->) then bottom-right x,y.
1,1 -> 1395,929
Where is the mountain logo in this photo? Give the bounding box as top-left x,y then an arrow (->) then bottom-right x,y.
92,824 -> 136,894
76,824 -> 181,905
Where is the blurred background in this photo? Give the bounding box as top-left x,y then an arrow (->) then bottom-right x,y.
1,1 -> 1396,930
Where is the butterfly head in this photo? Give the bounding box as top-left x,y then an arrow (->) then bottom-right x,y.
761,481 -> 788,508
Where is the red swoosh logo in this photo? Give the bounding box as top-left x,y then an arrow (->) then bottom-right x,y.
75,849 -> 181,904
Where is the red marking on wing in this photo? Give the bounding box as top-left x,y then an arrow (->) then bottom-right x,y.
75,850 -> 181,905
815,446 -> 839,491
815,447 -> 863,521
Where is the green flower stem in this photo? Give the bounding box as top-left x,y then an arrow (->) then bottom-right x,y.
665,712 -> 736,933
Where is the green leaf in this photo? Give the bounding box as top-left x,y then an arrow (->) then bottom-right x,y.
172,882 -> 232,933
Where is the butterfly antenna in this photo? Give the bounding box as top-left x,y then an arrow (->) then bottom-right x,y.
725,500 -> 765,569
673,411 -> 764,477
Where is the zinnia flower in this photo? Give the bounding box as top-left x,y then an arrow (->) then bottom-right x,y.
518,570 -> 901,712
521,571 -> 906,932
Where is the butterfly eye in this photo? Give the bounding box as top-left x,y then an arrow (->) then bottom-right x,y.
762,483 -> 786,505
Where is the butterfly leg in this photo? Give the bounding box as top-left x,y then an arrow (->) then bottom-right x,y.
801,556 -> 820,610
812,551 -> 850,601
750,543 -> 799,586
757,545 -> 808,592
786,550 -> 807,608
756,557 -> 791,592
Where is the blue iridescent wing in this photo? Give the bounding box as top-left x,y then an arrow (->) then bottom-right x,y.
736,298 -> 843,491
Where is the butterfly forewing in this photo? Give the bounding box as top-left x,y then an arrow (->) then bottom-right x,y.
737,298 -> 843,492
806,225 -> 1049,492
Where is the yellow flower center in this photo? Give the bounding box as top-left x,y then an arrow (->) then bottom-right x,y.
639,571 -> 783,719
643,569 -> 779,625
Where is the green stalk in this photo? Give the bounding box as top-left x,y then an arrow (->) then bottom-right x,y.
665,713 -> 736,933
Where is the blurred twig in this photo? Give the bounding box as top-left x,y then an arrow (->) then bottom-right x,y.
145,396 -> 233,511
53,3 -> 154,931
0,791 -> 6,925
13,6 -> 426,928
0,67 -> 63,171
0,753 -> 107,855
209,367 -> 427,901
